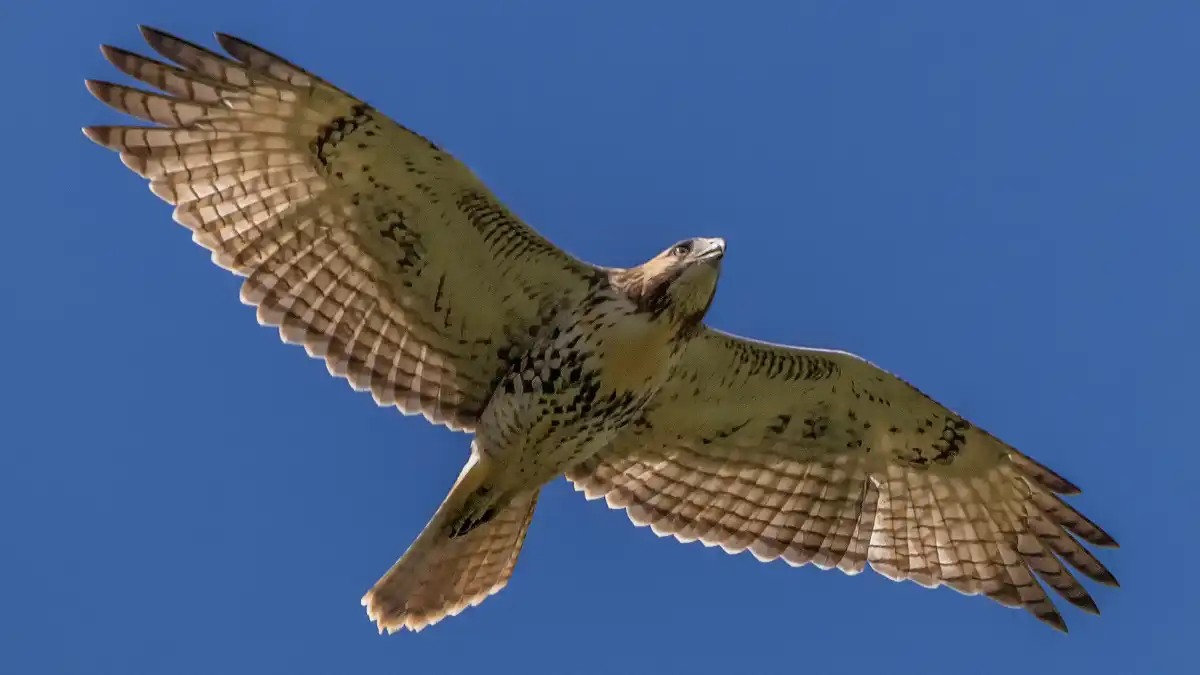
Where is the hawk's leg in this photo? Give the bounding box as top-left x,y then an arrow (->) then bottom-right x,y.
451,506 -> 500,537
450,486 -> 502,537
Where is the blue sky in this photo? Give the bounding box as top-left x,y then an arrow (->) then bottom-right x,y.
1,1 -> 1194,672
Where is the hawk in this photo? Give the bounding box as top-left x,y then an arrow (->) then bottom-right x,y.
83,27 -> 1119,634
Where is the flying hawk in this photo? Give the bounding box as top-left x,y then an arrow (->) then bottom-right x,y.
83,27 -> 1119,635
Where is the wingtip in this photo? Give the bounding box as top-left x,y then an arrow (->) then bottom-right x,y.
98,43 -> 131,66
83,79 -> 106,100
81,126 -> 103,144
213,32 -> 248,62
1043,611 -> 1069,633
1053,471 -> 1083,495
137,24 -> 175,50
1098,569 -> 1121,589
1074,594 -> 1102,616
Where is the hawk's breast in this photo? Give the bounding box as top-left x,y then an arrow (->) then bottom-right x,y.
593,308 -> 682,396
476,295 -> 684,487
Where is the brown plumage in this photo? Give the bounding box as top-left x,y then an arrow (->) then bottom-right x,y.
83,27 -> 1118,635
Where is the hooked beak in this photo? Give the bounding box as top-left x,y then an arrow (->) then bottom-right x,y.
695,237 -> 725,263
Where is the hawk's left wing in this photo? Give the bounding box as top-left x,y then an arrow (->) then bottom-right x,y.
568,326 -> 1119,631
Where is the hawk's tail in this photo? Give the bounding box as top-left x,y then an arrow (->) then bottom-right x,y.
361,471 -> 539,634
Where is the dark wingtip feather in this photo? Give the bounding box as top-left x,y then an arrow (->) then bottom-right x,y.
99,43 -> 122,64
83,79 -> 108,101
137,24 -> 167,41
1073,593 -> 1101,616
1040,609 -> 1069,633
212,31 -> 277,60
99,43 -> 155,71
138,24 -> 214,61
1091,528 -> 1119,549
213,32 -> 262,67
1008,451 -> 1082,495
137,25 -> 177,58
81,126 -> 105,146
212,32 -> 243,51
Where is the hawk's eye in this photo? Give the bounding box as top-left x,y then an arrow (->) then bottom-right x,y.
671,243 -> 691,258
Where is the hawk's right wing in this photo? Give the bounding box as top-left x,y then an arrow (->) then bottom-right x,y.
84,27 -> 603,431
569,327 -> 1119,631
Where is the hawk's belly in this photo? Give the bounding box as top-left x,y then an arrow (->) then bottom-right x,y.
475,303 -> 682,491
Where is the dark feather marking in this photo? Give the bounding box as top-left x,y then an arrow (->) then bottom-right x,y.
801,415 -> 829,440
311,103 -> 373,167
433,273 -> 446,311
451,506 -> 498,537
767,413 -> 792,434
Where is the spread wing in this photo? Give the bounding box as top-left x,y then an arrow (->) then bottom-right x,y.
568,326 -> 1119,631
84,27 -> 602,431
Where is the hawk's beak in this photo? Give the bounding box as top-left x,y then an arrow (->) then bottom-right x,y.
696,237 -> 725,263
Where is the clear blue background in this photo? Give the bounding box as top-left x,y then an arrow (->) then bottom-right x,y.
1,1 -> 1193,673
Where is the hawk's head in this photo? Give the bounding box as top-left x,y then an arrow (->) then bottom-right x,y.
614,237 -> 725,326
